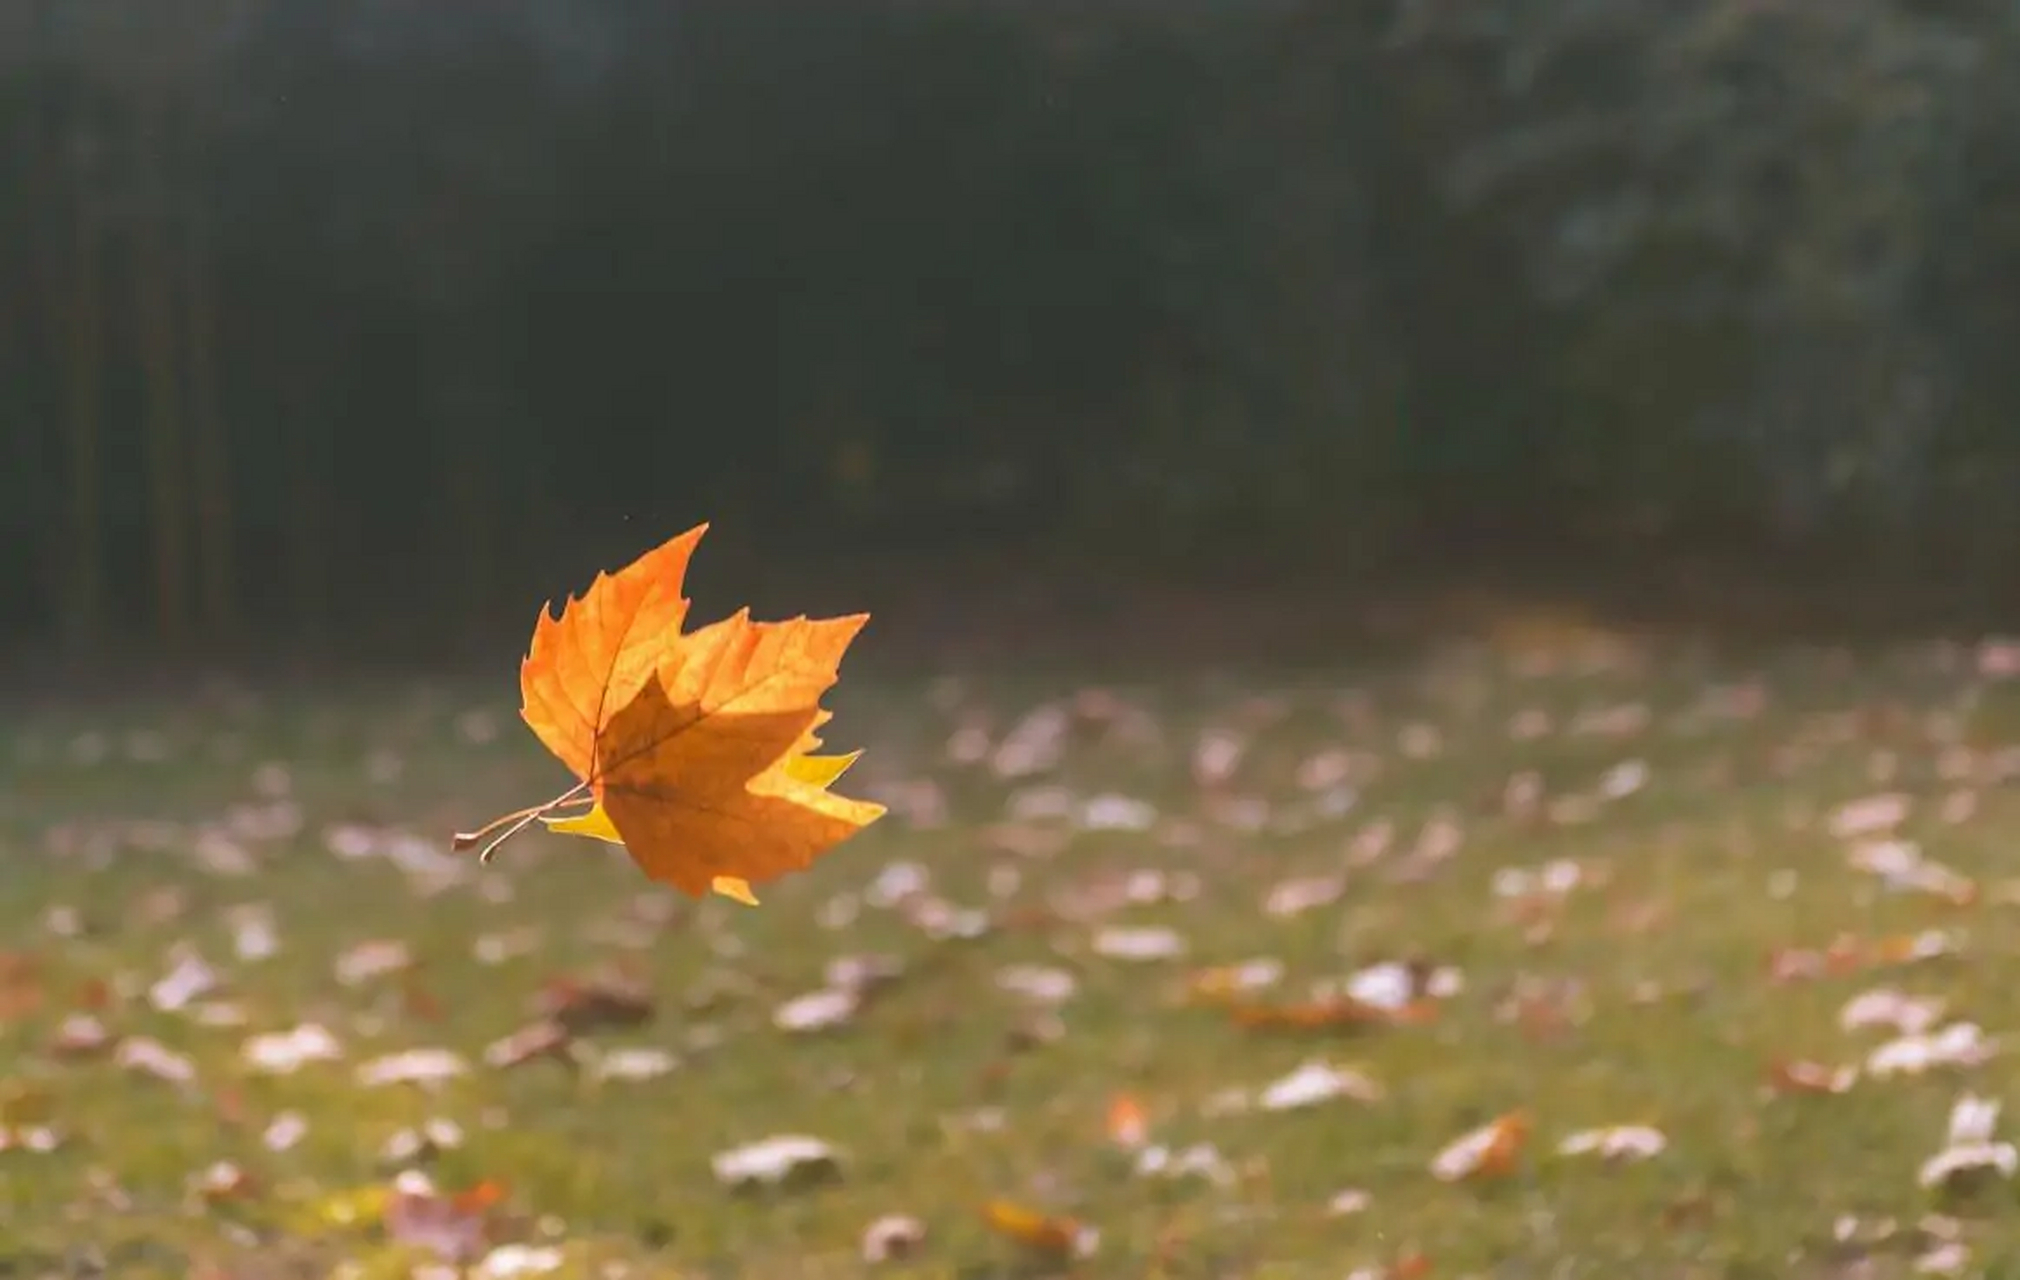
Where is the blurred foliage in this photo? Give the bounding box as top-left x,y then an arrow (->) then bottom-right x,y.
4,0 -> 2020,651
1385,0 -> 2020,563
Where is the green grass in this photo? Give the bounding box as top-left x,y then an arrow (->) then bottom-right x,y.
9,639 -> 2020,1278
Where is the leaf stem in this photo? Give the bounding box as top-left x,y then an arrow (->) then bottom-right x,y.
453,784 -> 594,863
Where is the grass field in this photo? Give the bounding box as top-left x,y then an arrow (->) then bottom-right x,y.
10,632 -> 2020,1278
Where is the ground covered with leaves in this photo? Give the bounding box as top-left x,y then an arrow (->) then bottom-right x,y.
12,635 -> 2020,1278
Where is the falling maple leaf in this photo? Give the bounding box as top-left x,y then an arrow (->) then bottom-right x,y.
454,524 -> 886,902
545,747 -> 869,905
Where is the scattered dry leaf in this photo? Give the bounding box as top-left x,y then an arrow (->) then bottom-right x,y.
1868,1024 -> 1996,1078
981,1199 -> 1098,1258
774,987 -> 860,1034
1106,1093 -> 1149,1149
1768,1059 -> 1860,1095
383,1173 -> 503,1263
483,1020 -> 574,1070
1257,1061 -> 1384,1111
357,1048 -> 469,1088
1557,1124 -> 1667,1162
1091,925 -> 1187,962
712,1135 -> 844,1190
242,1024 -> 343,1074
861,1213 -> 926,1263
1430,1111 -> 1530,1181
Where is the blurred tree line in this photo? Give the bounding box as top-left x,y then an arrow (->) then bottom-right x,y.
4,0 -> 2020,655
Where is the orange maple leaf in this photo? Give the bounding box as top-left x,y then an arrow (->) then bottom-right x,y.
518,525 -> 706,781
455,525 -> 885,902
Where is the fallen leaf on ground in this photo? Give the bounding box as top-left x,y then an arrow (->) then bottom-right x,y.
48,1014 -> 111,1058
115,1037 -> 196,1087
1867,1024 -> 1996,1078
774,987 -> 859,1033
1107,1093 -> 1149,1148
1262,874 -> 1344,917
334,939 -> 413,987
1187,958 -> 1285,1002
1830,794 -> 1910,839
383,1173 -> 503,1262
474,1245 -> 565,1278
0,1125 -> 63,1154
0,953 -> 45,1021
1920,1095 -> 2017,1190
981,1199 -> 1099,1258
149,948 -> 219,1012
861,1214 -> 926,1263
590,1046 -> 678,1082
1430,1111 -> 1530,1181
382,1118 -> 465,1167
1091,925 -> 1187,962
1557,1124 -> 1667,1162
262,1111 -> 308,1152
1133,1142 -> 1235,1185
995,964 -> 1079,1005
356,1048 -> 469,1088
1841,989 -> 1948,1037
1257,1060 -> 1385,1110
1327,1188 -> 1372,1216
242,1024 -> 344,1074
483,1020 -> 573,1070
1847,842 -> 1976,904
1768,1059 -> 1859,1095
1230,993 -> 1434,1032
535,972 -> 654,1034
712,1135 -> 844,1190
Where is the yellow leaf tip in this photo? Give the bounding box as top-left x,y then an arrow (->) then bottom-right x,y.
711,876 -> 760,906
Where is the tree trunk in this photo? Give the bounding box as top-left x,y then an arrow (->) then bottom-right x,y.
184,163 -> 233,641
429,319 -> 500,643
284,361 -> 334,648
61,105 -> 107,647
132,98 -> 192,648
4,68 -> 49,634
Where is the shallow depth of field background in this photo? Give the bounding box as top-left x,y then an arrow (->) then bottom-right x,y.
9,2 -> 2020,1277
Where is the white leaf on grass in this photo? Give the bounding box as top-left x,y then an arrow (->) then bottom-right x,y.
1868,1025 -> 1996,1078
475,1245 -> 565,1278
262,1111 -> 308,1152
1919,1142 -> 2017,1190
335,939 -> 414,987
357,1049 -> 469,1088
774,988 -> 859,1034
712,1135 -> 844,1189
1262,875 -> 1344,918
861,1214 -> 927,1264
1134,1142 -> 1236,1186
242,1024 -> 344,1074
148,949 -> 219,1013
591,1047 -> 679,1082
1841,989 -> 1947,1037
1092,926 -> 1187,963
115,1037 -> 196,1086
1257,1061 -> 1383,1111
995,965 -> 1079,1005
1557,1125 -> 1666,1162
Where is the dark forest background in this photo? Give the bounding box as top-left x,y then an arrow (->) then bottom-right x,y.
6,0 -> 2020,664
